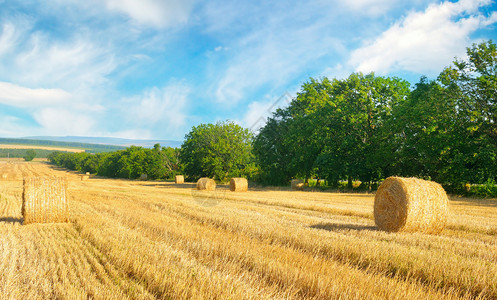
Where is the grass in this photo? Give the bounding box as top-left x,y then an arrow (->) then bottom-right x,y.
1,162 -> 497,299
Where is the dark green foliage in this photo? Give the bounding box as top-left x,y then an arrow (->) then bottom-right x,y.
0,149 -> 67,158
254,73 -> 410,186
23,149 -> 36,161
253,40 -> 497,191
180,121 -> 254,182
48,145 -> 181,180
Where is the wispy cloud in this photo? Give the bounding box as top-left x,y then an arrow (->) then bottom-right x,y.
211,2 -> 346,104
349,0 -> 497,75
0,82 -> 71,108
33,108 -> 97,136
118,81 -> 190,139
342,0 -> 400,16
103,0 -> 196,28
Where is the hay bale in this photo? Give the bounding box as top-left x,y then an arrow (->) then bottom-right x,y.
175,175 -> 184,184
81,175 -> 90,181
22,176 -> 68,224
140,174 -> 148,180
374,177 -> 449,234
291,179 -> 304,191
85,172 -> 90,175
197,177 -> 216,191
230,178 -> 248,192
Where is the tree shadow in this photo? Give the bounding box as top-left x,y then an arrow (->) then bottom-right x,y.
0,217 -> 23,224
310,222 -> 378,232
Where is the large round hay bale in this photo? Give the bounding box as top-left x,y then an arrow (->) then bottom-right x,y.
81,175 -> 90,181
140,174 -> 148,180
197,177 -> 216,191
291,179 -> 304,191
22,176 -> 68,224
175,175 -> 184,184
374,177 -> 449,234
230,178 -> 248,192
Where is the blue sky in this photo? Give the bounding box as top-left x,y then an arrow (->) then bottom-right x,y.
0,0 -> 496,141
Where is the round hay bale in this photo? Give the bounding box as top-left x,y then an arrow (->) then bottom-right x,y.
230,178 -> 248,192
81,175 -> 90,181
291,179 -> 304,191
140,174 -> 148,181
175,175 -> 184,184
85,172 -> 90,175
374,177 -> 449,234
197,177 -> 216,191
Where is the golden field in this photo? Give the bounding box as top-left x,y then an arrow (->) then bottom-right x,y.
1,162 -> 497,299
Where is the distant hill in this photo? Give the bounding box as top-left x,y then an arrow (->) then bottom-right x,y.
0,138 -> 125,153
22,136 -> 182,148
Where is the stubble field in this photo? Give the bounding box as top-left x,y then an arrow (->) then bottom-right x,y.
0,162 -> 496,299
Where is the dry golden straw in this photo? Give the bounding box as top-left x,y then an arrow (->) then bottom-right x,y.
197,177 -> 216,191
22,176 -> 69,224
175,175 -> 184,184
374,177 -> 449,234
230,178 -> 248,192
291,179 -> 304,191
1,173 -> 7,179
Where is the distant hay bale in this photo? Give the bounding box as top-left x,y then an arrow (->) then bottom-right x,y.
374,177 -> 449,234
22,176 -> 68,224
85,172 -> 90,175
140,174 -> 148,180
81,175 -> 90,181
230,178 -> 248,192
175,175 -> 184,184
291,179 -> 304,191
197,177 -> 216,191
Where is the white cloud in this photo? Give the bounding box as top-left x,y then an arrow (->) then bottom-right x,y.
0,23 -> 17,56
349,0 -> 497,75
0,115 -> 36,137
103,0 -> 195,28
342,0 -> 399,16
14,35 -> 116,88
33,108 -> 97,136
133,84 -> 189,125
243,93 -> 293,132
0,82 -> 71,108
213,8 -> 345,104
119,82 -> 190,139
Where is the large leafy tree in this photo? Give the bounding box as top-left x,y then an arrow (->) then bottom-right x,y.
180,121 -> 253,181
254,73 -> 410,186
439,40 -> 497,144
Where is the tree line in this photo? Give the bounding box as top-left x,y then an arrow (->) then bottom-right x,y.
254,40 -> 497,194
48,144 -> 181,180
48,41 -> 496,195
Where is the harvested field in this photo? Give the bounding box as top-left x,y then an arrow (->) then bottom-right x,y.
1,162 -> 497,299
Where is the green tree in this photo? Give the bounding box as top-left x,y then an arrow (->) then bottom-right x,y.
439,40 -> 497,146
253,111 -> 294,185
254,74 -> 410,187
23,149 -> 36,161
180,121 -> 253,181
